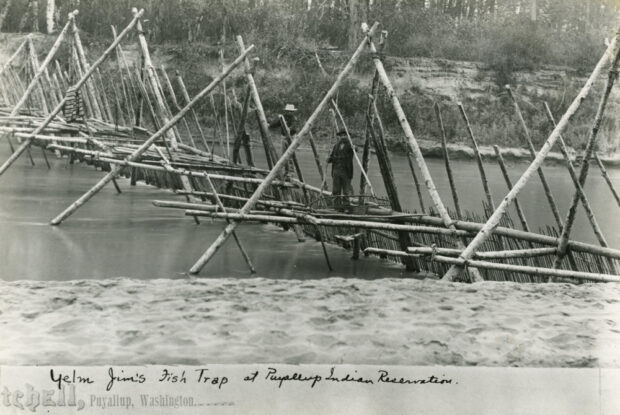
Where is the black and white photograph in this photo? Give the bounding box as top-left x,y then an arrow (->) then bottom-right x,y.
0,0 -> 620,413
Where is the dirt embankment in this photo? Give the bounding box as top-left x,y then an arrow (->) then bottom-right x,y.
3,32 -> 620,166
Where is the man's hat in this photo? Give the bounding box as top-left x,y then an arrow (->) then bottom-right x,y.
284,104 -> 298,112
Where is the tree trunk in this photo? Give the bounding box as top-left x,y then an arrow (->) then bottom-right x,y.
19,0 -> 32,31
31,0 -> 38,32
347,0 -> 367,50
467,0 -> 476,19
454,0 -> 463,18
46,0 -> 54,33
0,0 -> 13,31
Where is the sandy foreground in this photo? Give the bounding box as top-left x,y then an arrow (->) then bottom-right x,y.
1,277 -> 619,367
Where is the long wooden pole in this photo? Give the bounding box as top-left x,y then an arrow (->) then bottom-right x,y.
175,72 -> 210,152
0,38 -> 27,77
493,145 -> 530,232
236,36 -> 279,168
435,103 -> 462,219
219,50 -> 230,159
366,28 -> 483,282
276,116 -> 307,241
542,102 -> 610,248
189,160 -> 256,274
134,9 -> 179,148
442,32 -> 620,282
0,9 -> 145,178
552,42 -> 620,271
184,209 -> 470,237
72,18 -> 105,120
232,86 -> 252,164
408,246 -> 557,259
405,214 -> 620,260
188,23 -> 380,275
457,102 -> 494,211
366,110 -> 417,271
48,44 -> 255,225
506,86 -> 563,228
26,37 -> 51,114
160,66 -> 196,147
365,249 -> 620,283
111,25 -> 137,124
432,255 -> 620,283
594,153 -> 620,207
11,11 -> 77,116
330,100 -> 375,196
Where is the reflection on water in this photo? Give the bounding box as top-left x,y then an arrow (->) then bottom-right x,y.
1,143 -> 619,281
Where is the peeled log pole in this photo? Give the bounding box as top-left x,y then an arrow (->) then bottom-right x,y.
493,145 -> 530,232
506,86 -> 563,229
365,111 -> 417,271
435,103 -> 462,219
198,166 -> 256,274
457,103 -> 495,211
553,43 -> 620,271
330,100 -> 375,196
407,246 -> 558,259
183,209 -> 470,237
72,18 -> 104,120
0,39 -> 26,77
188,23 -> 380,275
10,11 -> 77,116
134,10 -> 178,148
430,255 -> 620,284
365,248 -> 620,283
0,10 -> 145,178
594,153 -> 620,208
161,67 -> 196,147
542,102 -> 610,251
442,32 -> 620,282
176,72 -> 210,152
359,83 -> 379,199
236,36 -> 279,168
232,87 -> 252,164
408,214 -> 620,260
48,44 -> 254,225
308,131 -> 325,183
367,30 -> 483,282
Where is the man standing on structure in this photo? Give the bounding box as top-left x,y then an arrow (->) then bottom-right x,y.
327,130 -> 354,211
269,103 -> 298,135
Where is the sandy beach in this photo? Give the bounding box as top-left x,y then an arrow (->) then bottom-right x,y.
1,277 -> 618,367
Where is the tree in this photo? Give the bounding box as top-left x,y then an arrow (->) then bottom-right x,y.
0,0 -> 13,31
46,0 -> 55,33
347,0 -> 368,49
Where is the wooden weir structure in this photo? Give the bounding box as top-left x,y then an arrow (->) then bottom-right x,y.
1,10 -> 620,284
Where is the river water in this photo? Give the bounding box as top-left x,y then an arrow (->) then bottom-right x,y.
2,144 -> 620,281
0,143 -> 619,366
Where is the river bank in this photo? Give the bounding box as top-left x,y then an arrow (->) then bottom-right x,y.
1,277 -> 618,367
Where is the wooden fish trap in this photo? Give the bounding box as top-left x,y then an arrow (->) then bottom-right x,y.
2,13 -> 620,284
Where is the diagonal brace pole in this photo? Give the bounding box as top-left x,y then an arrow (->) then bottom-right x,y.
188,23 -> 381,275
442,31 -> 620,282
48,44 -> 255,225
0,9 -> 144,179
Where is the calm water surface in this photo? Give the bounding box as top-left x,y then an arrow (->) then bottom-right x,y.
1,143 -> 619,281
